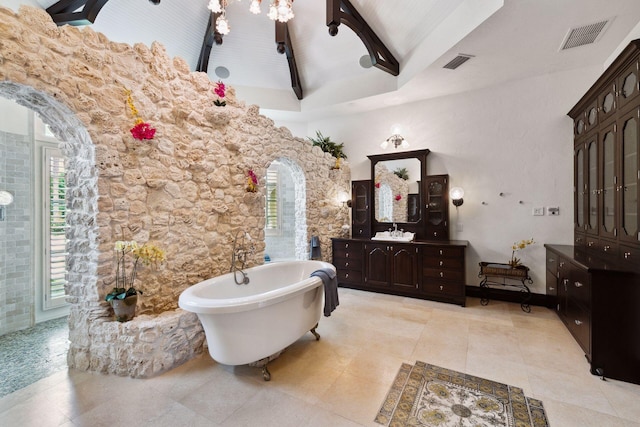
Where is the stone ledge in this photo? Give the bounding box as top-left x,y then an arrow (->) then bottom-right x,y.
68,308 -> 205,378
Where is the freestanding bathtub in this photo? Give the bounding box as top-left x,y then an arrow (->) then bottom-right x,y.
178,260 -> 335,378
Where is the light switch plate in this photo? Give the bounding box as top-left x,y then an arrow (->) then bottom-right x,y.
533,207 -> 544,216
548,206 -> 560,216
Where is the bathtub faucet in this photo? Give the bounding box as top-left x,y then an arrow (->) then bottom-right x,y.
231,230 -> 254,285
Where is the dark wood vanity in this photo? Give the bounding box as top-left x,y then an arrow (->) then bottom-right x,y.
545,39 -> 640,384
334,149 -> 468,306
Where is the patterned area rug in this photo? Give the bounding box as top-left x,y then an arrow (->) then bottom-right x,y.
375,361 -> 549,427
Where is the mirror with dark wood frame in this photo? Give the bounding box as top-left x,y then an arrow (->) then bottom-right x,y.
368,149 -> 430,240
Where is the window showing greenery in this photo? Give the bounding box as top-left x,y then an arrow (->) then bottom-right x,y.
265,169 -> 279,230
46,152 -> 67,305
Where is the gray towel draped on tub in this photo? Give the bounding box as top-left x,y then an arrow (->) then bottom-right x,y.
310,268 -> 339,316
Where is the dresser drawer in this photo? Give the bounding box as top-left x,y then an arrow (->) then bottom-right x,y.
333,240 -> 363,253
423,268 -> 464,282
333,257 -> 362,270
546,269 -> 558,296
337,269 -> 362,284
619,245 -> 640,270
546,252 -> 558,275
423,281 -> 464,297
569,268 -> 591,309
333,247 -> 363,260
422,256 -> 463,269
566,299 -> 591,355
422,246 -> 464,258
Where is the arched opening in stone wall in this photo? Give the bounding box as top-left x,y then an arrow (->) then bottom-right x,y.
0,81 -> 100,345
264,158 -> 307,261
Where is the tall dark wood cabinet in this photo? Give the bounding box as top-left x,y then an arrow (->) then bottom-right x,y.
550,39 -> 640,385
424,175 -> 449,240
569,39 -> 640,263
351,180 -> 371,238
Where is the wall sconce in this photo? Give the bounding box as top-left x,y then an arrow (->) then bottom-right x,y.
450,187 -> 464,207
338,191 -> 352,208
381,134 -> 409,150
0,190 -> 14,221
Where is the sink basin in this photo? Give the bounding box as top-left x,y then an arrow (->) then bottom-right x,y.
371,231 -> 415,242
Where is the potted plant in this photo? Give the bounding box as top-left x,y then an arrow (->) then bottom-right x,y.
106,240 -> 165,322
307,131 -> 348,169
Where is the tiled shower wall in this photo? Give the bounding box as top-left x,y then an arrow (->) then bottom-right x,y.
264,162 -> 297,261
0,130 -> 33,335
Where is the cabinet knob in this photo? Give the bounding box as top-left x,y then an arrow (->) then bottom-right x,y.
587,241 -> 594,247
439,285 -> 443,291
439,272 -> 444,278
603,245 -> 610,251
559,262 -> 565,267
439,261 -> 443,266
575,320 -> 583,326
549,287 -> 555,291
624,252 -> 631,259
433,232 -> 438,237
345,243 -> 349,248
345,273 -> 349,278
345,262 -> 349,267
345,253 -> 349,258
563,279 -> 569,285
574,281 -> 584,288
439,249 -> 443,255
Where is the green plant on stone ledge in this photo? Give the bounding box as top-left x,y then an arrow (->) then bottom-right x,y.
393,167 -> 409,180
308,130 -> 347,169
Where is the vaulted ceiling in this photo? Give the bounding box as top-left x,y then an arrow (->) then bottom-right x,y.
8,0 -> 640,122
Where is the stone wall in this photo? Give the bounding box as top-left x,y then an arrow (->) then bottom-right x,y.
0,6 -> 350,377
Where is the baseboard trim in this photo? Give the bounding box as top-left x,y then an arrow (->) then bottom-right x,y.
465,285 -> 554,308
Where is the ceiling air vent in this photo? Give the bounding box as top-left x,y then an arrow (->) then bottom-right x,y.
560,20 -> 610,50
443,54 -> 474,70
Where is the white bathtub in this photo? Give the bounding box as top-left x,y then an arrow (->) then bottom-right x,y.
178,260 -> 335,366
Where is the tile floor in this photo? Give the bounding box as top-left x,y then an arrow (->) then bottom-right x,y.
0,316 -> 69,398
1,288 -> 639,426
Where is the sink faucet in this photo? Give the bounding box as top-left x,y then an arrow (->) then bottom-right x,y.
392,223 -> 399,237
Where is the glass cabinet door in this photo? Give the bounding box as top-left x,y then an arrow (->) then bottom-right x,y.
575,144 -> 585,231
618,62 -> 640,111
620,110 -> 639,243
598,83 -> 617,123
587,138 -> 599,235
601,127 -> 617,237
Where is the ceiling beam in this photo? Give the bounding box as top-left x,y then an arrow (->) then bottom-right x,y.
197,12 -> 224,73
275,22 -> 303,100
46,0 -> 110,26
326,0 -> 399,76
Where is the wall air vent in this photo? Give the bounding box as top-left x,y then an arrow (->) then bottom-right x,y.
560,20 -> 610,50
443,54 -> 474,70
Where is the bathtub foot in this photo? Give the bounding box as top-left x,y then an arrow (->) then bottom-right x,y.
310,323 -> 321,341
262,365 -> 271,381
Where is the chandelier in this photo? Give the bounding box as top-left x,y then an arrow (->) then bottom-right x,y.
208,0 -> 295,35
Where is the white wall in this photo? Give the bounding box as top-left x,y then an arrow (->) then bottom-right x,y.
306,65 -> 604,293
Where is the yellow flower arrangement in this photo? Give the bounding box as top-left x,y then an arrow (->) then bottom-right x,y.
509,238 -> 534,267
106,240 -> 166,301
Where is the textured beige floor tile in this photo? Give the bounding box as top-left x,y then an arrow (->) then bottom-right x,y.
141,401 -> 214,427
467,322 -> 525,364
597,378 -> 640,423
0,391 -> 71,427
343,349 -> 409,387
543,398 -> 636,427
464,355 -> 533,396
221,388 -> 323,426
317,371 -> 390,426
69,381 -> 177,426
177,368 -> 262,424
527,367 -> 617,416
